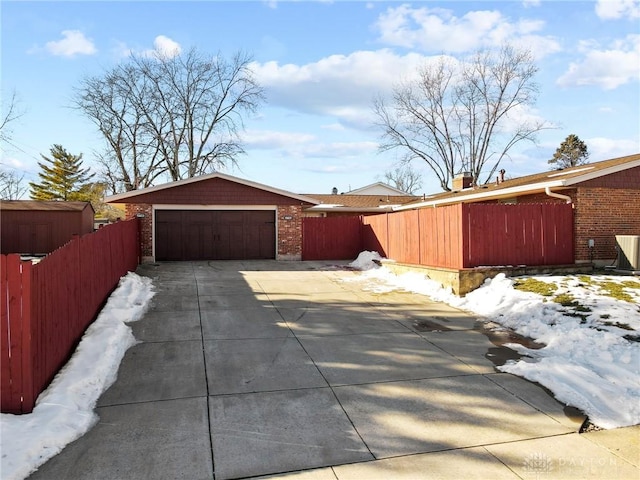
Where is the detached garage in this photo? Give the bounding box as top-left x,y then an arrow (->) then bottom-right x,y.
105,173 -> 318,262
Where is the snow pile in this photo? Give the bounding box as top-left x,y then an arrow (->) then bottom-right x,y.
0,272 -> 155,480
349,250 -> 385,270
348,255 -> 640,429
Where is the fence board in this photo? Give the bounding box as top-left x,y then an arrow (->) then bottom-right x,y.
1,219 -> 139,414
302,216 -> 362,260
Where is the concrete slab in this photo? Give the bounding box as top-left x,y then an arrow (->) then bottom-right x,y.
147,294 -> 200,312
204,337 -> 327,394
198,293 -> 270,310
208,388 -> 373,480
582,425 -> 640,467
196,278 -> 262,296
29,397 -> 213,480
257,279 -> 350,295
298,332 -> 477,385
255,468 -> 338,479
201,307 -> 291,339
488,373 -> 586,430
333,447 -> 521,479
284,308 -> 411,336
485,432 -> 639,479
97,340 -> 206,406
334,376 -> 574,458
130,310 -> 202,342
419,329 -> 501,374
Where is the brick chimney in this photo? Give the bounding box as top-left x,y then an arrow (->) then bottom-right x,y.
452,172 -> 473,191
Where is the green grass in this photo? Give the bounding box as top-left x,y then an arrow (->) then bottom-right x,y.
513,278 -> 556,296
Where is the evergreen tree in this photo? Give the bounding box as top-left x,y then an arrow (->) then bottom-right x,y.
29,144 -> 94,201
548,134 -> 590,168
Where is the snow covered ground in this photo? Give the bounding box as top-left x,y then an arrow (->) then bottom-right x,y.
0,273 -> 155,480
2,254 -> 638,479
347,251 -> 640,430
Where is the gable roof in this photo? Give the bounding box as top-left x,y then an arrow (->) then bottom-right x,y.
395,153 -> 640,210
104,172 -> 320,205
0,200 -> 94,212
303,193 -> 418,213
344,182 -> 412,195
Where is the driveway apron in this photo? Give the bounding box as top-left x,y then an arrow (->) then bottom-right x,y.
28,260 -> 637,480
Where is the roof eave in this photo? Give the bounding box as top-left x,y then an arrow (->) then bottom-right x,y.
104,172 -> 320,205
393,180 -> 568,210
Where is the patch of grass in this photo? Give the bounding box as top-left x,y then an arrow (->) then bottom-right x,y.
603,321 -> 634,331
577,275 -> 594,285
513,278 -> 557,296
596,281 -> 637,303
600,314 -> 611,320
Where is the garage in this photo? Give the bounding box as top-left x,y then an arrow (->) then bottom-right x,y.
104,172 -> 318,263
155,210 -> 275,261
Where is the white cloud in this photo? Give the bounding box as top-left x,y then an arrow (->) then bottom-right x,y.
151,35 -> 182,58
586,137 -> 640,160
373,5 -> 561,57
251,49 -> 425,128
595,0 -> 640,19
241,129 -> 377,159
116,35 -> 182,59
522,0 -> 542,7
557,34 -> 640,90
43,30 -> 97,57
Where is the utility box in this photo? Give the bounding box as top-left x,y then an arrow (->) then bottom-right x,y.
616,235 -> 640,271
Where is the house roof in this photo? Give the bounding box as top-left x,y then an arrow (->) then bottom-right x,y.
104,172 -> 320,205
343,182 -> 412,195
395,153 -> 640,210
0,200 -> 94,212
303,194 -> 418,213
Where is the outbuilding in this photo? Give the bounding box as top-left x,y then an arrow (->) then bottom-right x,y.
105,173 -> 319,262
0,200 -> 95,255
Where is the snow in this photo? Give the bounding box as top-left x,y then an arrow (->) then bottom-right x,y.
346,251 -> 640,430
0,272 -> 155,480
2,252 -> 639,479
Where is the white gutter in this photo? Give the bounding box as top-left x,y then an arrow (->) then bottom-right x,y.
544,186 -> 572,203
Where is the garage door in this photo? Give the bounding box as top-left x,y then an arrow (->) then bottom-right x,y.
155,210 -> 276,261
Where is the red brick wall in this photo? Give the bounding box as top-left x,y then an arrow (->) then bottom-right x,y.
574,188 -> 640,263
125,204 -> 153,259
277,205 -> 303,260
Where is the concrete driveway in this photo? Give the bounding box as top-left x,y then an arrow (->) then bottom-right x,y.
29,261 -> 639,479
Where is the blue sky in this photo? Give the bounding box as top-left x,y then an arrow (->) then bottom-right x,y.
1,0 -> 639,196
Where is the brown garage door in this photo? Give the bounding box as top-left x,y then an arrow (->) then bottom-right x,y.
155,210 -> 276,261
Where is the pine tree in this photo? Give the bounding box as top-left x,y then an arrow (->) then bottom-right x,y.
29,144 -> 94,201
548,134 -> 590,169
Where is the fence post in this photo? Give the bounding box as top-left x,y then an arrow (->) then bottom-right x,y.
20,259 -> 34,412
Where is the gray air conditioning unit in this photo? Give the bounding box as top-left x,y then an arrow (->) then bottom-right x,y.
616,235 -> 640,271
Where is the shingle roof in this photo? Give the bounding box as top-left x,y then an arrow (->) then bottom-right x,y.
0,200 -> 93,212
303,194 -> 418,209
396,153 -> 640,210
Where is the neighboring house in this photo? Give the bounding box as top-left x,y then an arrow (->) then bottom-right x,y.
395,153 -> 640,266
304,182 -> 418,217
104,172 -> 319,262
0,201 -> 95,255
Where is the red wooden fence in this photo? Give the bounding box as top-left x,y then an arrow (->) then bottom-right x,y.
1,219 -> 139,414
305,203 -> 574,268
302,216 -> 363,261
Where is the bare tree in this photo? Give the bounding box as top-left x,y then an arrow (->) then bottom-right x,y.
381,164 -> 423,194
74,48 -> 264,192
0,90 -> 24,142
373,45 -> 549,191
0,168 -> 27,199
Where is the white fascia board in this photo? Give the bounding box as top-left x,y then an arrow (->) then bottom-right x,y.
562,159 -> 640,185
392,180 -> 568,210
152,204 -> 277,211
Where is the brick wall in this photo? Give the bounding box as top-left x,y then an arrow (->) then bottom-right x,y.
125,204 -> 153,261
277,205 -> 303,260
574,188 -> 640,263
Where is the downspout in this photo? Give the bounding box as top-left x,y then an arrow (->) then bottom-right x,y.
545,186 -> 572,204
